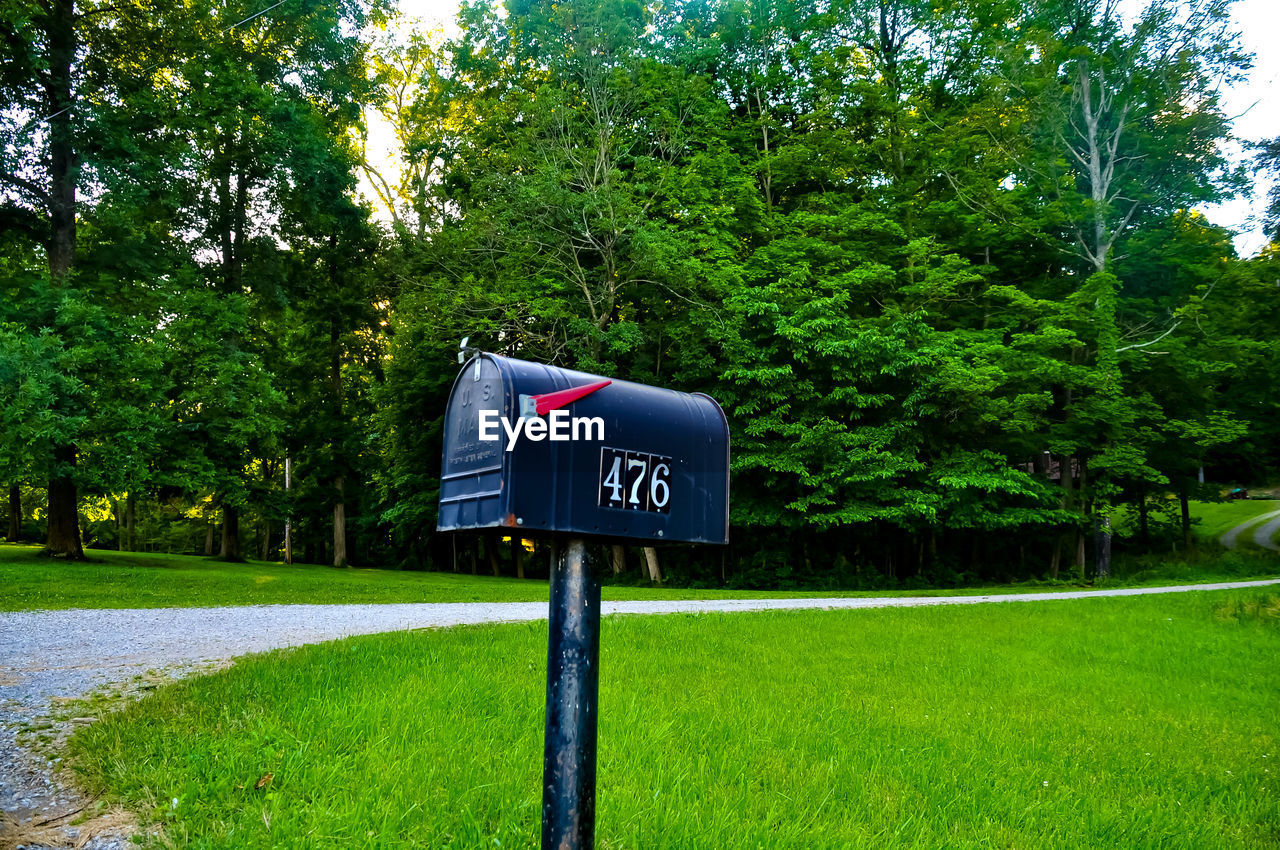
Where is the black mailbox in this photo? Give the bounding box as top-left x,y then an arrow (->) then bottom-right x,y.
437,352 -> 729,544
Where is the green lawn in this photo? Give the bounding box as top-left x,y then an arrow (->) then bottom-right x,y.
1191,500 -> 1280,542
2,542 -> 1278,611
69,589 -> 1280,848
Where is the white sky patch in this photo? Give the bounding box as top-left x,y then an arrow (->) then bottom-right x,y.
369,0 -> 1280,255
356,0 -> 460,219
1198,0 -> 1280,257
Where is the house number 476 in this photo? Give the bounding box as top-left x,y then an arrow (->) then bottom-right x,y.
598,448 -> 671,514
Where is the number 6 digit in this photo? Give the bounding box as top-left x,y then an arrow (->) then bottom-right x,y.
650,462 -> 670,509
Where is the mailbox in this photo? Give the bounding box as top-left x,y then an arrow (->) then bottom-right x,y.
437,352 -> 729,544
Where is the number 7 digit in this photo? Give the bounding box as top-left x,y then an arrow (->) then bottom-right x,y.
627,456 -> 647,506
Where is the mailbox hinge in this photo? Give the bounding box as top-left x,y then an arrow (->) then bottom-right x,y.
457,337 -> 482,380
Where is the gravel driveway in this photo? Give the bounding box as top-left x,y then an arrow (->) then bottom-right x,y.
1220,509 -> 1280,550
3,578 -> 1279,848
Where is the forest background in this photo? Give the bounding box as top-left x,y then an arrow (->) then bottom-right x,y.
4,0 -> 1280,588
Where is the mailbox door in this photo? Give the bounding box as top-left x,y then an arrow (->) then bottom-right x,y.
437,356 -> 510,531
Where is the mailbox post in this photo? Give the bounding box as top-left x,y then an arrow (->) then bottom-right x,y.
543,539 -> 600,849
437,351 -> 729,849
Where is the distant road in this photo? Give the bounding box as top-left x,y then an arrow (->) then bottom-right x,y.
5,578 -> 1280,716
1219,509 -> 1280,550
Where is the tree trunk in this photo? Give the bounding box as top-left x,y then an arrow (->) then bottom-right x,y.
1075,532 -> 1086,577
261,522 -> 272,561
328,240 -> 348,570
333,476 -> 347,567
37,1 -> 82,559
610,545 -> 625,576
486,534 -> 501,576
1180,488 -> 1193,549
125,492 -> 135,552
1049,535 -> 1062,580
1094,517 -> 1112,580
46,0 -> 76,283
1134,486 -> 1148,548
204,524 -> 214,556
284,456 -> 293,565
8,485 -> 21,542
512,537 -> 525,579
220,504 -> 241,561
642,547 -> 662,584
45,445 -> 84,559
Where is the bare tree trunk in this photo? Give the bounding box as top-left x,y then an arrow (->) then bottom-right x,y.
610,545 -> 625,576
284,456 -> 293,565
37,2 -> 83,559
125,492 -> 135,552
261,523 -> 272,561
1138,486 -> 1150,549
1094,517 -> 1111,580
46,445 -> 84,559
328,240 -> 348,570
204,523 -> 214,556
1075,459 -> 1088,574
220,504 -> 241,561
1180,488 -> 1193,549
486,534 -> 501,576
333,477 -> 347,567
7,485 -> 19,542
1049,536 -> 1062,579
642,547 -> 662,584
512,537 -> 525,579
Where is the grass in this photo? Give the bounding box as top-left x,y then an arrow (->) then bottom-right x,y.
0,544 -> 554,611
68,589 -> 1280,848
1191,500 -> 1280,542
2,542 -> 1277,612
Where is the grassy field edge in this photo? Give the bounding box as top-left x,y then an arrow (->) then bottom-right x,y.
64,588 -> 1280,849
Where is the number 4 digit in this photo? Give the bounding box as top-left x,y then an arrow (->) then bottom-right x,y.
603,454 -> 623,504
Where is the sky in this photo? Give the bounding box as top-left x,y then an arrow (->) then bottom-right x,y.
372,0 -> 1280,257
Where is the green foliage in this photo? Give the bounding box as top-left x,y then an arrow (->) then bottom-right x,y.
1,0 -> 1273,582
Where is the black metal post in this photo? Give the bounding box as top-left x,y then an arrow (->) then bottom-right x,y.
542,537 -> 601,850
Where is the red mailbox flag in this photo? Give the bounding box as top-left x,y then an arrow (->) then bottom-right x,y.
529,380 -> 612,416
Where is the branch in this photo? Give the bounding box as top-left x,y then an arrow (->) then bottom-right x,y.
0,169 -> 49,206
1116,320 -> 1180,352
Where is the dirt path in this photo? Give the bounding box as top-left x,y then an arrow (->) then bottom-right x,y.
1219,509 -> 1280,550
3,578 -> 1279,848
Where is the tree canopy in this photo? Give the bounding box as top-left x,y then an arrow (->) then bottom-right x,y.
1,0 -> 1275,587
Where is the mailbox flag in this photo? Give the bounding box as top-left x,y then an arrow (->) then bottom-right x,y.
529,380 -> 612,416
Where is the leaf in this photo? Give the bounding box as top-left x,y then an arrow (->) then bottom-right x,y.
254,772 -> 274,790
